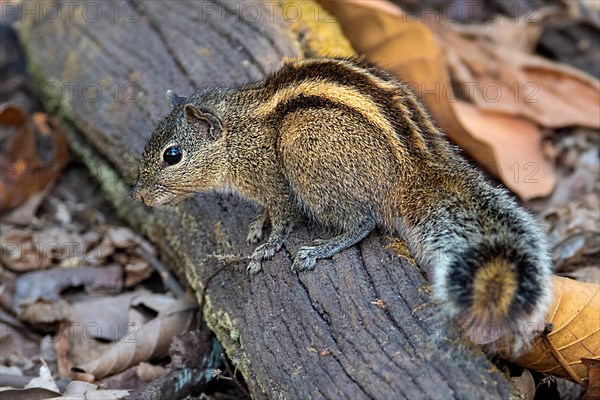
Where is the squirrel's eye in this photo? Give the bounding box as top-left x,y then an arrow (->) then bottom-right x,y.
163,146 -> 182,165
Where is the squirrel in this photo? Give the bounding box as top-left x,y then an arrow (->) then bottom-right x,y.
131,57 -> 553,352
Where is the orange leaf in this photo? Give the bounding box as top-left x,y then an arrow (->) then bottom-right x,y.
582,358 -> 600,400
0,105 -> 69,218
505,276 -> 600,387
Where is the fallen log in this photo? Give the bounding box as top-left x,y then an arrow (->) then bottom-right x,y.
16,0 -> 514,398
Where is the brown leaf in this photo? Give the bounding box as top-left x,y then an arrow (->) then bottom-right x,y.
561,267 -> 600,285
71,295 -> 197,380
135,362 -> 166,382
504,276 -> 600,387
69,290 -> 150,342
318,0 -> 556,199
453,101 -> 556,199
438,20 -> 600,129
0,226 -> 100,272
582,358 -> 600,400
87,227 -> 155,286
0,105 -> 69,220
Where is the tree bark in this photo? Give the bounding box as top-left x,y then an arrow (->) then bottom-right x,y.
17,0 -> 513,398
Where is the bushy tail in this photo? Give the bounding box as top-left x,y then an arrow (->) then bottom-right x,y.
438,238 -> 553,354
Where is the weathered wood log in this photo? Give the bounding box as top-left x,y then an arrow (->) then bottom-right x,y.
17,0 -> 514,398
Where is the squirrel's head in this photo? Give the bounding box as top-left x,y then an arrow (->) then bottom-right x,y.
131,90 -> 227,206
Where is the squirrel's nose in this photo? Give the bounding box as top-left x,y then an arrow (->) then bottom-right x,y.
130,183 -> 144,202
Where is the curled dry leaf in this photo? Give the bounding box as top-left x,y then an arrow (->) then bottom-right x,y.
0,105 -> 68,222
14,265 -> 123,323
53,290 -> 153,377
85,226 -> 155,286
71,295 -> 197,380
502,276 -> 600,387
318,0 -> 557,199
0,226 -> 101,272
0,225 -> 154,282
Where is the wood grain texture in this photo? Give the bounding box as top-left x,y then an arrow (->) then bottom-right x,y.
17,0 -> 513,398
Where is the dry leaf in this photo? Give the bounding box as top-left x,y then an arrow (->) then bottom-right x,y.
318,0 -> 557,199
542,194 -> 599,271
561,267 -> 600,285
0,105 -> 68,221
438,20 -> 600,129
0,360 -> 63,399
71,295 -> 197,380
59,380 -> 130,399
581,358 -> 600,400
70,290 -> 150,342
53,290 -> 153,376
0,387 -> 63,400
14,265 -> 123,309
281,0 -> 354,58
135,362 -> 166,382
87,227 -> 155,286
0,226 -> 101,272
14,265 -> 123,323
503,276 -> 600,387
0,225 -> 154,278
453,101 -> 556,198
512,368 -> 536,400
25,359 -> 60,392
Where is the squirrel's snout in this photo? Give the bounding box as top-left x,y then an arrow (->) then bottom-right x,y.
130,183 -> 145,203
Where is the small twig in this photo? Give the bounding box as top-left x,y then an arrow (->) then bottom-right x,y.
136,247 -> 186,298
221,353 -> 250,399
198,254 -> 245,310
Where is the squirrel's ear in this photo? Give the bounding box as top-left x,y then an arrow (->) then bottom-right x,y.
166,90 -> 187,108
183,104 -> 222,140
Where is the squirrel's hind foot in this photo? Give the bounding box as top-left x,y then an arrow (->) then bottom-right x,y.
292,220 -> 376,272
292,246 -> 319,271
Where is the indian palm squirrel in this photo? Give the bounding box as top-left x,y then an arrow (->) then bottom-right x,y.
132,57 -> 553,352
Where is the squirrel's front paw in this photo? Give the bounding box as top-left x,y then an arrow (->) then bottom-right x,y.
292,246 -> 319,272
247,242 -> 280,274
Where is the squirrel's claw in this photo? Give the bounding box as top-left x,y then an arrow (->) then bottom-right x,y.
247,259 -> 262,274
248,242 -> 280,275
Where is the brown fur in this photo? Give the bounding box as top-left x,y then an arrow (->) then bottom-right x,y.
132,57 -> 553,353
472,259 -> 518,321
